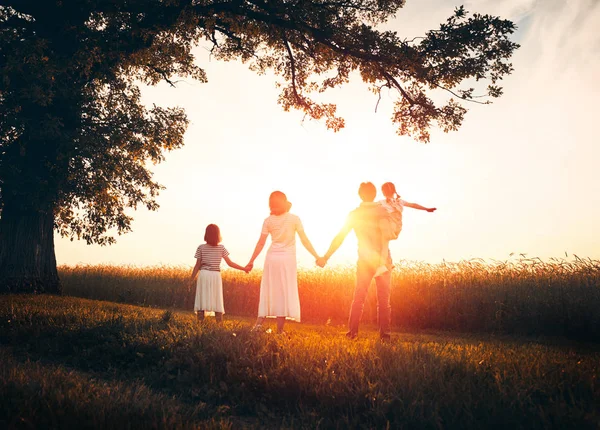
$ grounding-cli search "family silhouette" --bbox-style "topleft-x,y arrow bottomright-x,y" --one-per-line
190,182 -> 436,339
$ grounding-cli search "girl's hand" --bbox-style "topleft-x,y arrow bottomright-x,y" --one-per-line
244,262 -> 254,272
427,207 -> 437,212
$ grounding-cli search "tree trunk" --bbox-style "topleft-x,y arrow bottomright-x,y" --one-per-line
0,203 -> 61,294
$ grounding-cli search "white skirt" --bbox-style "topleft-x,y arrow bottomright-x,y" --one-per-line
194,270 -> 224,315
258,251 -> 300,321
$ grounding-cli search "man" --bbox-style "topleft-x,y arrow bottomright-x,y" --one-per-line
316,182 -> 392,341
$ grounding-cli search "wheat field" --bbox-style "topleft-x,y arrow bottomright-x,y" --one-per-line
59,256 -> 600,340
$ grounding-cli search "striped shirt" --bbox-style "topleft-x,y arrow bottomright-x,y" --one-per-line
261,213 -> 304,254
194,244 -> 229,271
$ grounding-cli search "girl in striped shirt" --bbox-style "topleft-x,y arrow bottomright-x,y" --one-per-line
190,224 -> 248,323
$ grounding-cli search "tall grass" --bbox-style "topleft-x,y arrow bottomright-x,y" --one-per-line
59,256 -> 600,339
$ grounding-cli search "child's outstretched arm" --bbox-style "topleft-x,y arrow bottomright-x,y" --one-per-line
246,233 -> 268,271
223,255 -> 250,273
403,201 -> 436,212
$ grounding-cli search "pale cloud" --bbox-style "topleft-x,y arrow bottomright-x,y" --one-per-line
464,0 -> 537,21
523,0 -> 600,76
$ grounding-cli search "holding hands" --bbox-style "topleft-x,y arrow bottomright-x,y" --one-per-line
315,256 -> 328,268
426,207 -> 437,213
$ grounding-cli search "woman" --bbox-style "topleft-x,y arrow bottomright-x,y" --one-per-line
245,191 -> 320,333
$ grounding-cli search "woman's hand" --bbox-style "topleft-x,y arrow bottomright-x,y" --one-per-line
427,207 -> 437,212
244,262 -> 254,272
316,256 -> 328,268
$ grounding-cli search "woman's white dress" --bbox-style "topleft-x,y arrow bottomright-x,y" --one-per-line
258,213 -> 303,321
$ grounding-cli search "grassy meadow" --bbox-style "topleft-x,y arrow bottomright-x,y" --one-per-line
59,257 -> 600,340
1,295 -> 598,429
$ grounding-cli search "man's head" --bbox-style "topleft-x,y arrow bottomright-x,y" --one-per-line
358,182 -> 377,202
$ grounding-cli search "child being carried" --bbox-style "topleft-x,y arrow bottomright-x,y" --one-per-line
375,182 -> 437,277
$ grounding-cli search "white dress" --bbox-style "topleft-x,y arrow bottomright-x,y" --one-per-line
258,213 -> 303,321
193,244 -> 228,315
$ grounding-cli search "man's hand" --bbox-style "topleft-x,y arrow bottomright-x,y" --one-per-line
316,257 -> 328,268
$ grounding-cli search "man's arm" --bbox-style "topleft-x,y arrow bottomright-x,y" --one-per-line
317,223 -> 352,267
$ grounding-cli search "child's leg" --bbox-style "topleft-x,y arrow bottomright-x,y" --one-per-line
375,240 -> 390,277
196,311 -> 205,322
215,312 -> 223,324
276,317 -> 286,334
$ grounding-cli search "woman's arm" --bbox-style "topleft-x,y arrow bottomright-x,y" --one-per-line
223,255 -> 250,273
297,230 -> 320,260
403,201 -> 436,212
245,233 -> 268,271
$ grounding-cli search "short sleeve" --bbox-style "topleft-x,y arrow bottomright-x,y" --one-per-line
221,246 -> 230,258
295,215 -> 304,232
194,245 -> 202,259
261,218 -> 270,235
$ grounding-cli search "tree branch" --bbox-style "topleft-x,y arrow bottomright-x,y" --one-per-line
281,30 -> 306,108
379,68 -> 415,105
430,82 -> 490,105
374,83 -> 388,113
149,65 -> 176,87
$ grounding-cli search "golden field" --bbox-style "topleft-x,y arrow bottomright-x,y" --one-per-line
58,256 -> 600,339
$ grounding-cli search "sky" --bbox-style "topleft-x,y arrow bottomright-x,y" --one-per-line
55,0 -> 600,269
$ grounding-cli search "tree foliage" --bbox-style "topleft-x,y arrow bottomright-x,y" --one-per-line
0,0 -> 518,247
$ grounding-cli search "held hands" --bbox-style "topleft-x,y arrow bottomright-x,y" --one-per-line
244,262 -> 254,273
316,256 -> 328,268
427,207 -> 437,213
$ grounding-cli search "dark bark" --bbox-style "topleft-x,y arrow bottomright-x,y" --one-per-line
0,203 -> 61,294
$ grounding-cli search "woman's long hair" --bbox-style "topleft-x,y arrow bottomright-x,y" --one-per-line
269,191 -> 292,215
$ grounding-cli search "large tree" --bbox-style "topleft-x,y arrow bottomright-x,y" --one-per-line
0,0 -> 518,293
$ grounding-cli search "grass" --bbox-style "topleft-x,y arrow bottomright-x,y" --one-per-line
59,256 -> 600,340
1,295 -> 598,429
